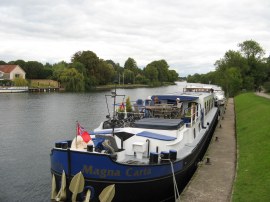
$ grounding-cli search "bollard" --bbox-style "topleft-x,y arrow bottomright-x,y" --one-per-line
206,157 -> 211,165
215,136 -> 219,141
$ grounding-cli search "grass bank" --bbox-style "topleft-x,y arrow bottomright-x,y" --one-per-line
233,93 -> 270,201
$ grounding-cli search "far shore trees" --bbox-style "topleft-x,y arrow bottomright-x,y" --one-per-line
1,51 -> 179,91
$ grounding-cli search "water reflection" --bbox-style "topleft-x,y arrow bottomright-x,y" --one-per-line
0,82 -> 187,201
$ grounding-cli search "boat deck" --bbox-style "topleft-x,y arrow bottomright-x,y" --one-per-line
134,118 -> 184,130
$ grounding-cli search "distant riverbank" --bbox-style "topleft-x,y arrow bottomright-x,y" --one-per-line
94,82 -> 176,90
26,79 -> 177,91
95,84 -> 148,90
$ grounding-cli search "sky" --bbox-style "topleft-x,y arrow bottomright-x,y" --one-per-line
0,0 -> 269,76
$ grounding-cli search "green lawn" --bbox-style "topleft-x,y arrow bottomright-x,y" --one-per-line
233,93 -> 270,201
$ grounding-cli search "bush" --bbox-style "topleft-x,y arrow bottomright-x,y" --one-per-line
12,78 -> 28,86
126,97 -> 133,112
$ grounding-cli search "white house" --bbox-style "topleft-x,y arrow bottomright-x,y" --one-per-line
0,65 -> 26,80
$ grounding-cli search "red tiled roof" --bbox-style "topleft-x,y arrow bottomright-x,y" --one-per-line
0,65 -> 18,73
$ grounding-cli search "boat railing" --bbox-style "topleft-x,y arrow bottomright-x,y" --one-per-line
116,111 -> 144,119
183,106 -> 197,128
115,102 -> 201,127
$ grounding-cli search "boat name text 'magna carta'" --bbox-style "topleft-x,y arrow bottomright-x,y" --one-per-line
82,165 -> 152,178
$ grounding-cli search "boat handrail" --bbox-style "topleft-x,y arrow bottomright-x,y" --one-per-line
183,106 -> 198,127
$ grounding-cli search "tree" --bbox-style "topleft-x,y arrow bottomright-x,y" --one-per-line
265,55 -> 270,87
106,60 -> 123,74
238,40 -> 265,60
72,51 -> 100,76
71,51 -> 118,87
144,65 -> 158,82
238,40 -> 267,88
40,68 -> 53,79
96,61 -> 115,85
215,50 -> 249,76
51,61 -> 68,81
135,74 -> 148,84
168,70 -> 179,82
251,61 -> 268,88
214,44 -> 266,92
187,73 -> 202,83
123,69 -> 135,84
242,76 -> 254,91
225,67 -> 243,96
70,62 -> 87,76
147,60 -> 169,82
44,62 -> 52,69
59,68 -> 84,92
263,81 -> 270,93
12,77 -> 28,86
126,96 -> 132,112
124,58 -> 138,73
24,61 -> 44,79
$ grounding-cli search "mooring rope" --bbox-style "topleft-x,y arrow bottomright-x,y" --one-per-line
170,160 -> 180,201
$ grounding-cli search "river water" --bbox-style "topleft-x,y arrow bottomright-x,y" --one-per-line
0,82 -> 192,202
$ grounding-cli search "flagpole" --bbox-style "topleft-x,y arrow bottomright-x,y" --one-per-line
112,82 -> 117,136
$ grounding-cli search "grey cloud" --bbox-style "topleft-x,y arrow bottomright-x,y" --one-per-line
0,0 -> 270,76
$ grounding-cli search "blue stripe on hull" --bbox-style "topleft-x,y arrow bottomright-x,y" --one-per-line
51,149 -> 184,181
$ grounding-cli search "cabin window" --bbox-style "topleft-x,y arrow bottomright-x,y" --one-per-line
15,74 -> 20,78
193,128 -> 196,139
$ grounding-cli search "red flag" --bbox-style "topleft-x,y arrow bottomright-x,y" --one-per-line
119,102 -> 125,111
77,122 -> 91,143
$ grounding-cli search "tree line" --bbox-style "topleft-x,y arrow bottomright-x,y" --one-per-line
0,52 -> 179,91
187,40 -> 270,96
